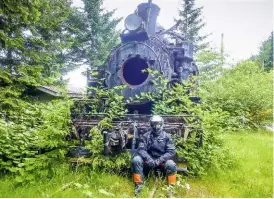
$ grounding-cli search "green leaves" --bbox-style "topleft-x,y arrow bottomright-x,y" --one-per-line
129,70 -> 230,176
87,124 -> 131,172
176,0 -> 209,52
0,99 -> 72,182
84,83 -> 127,120
0,0 -> 73,88
250,32 -> 273,72
201,60 -> 273,128
64,0 -> 121,69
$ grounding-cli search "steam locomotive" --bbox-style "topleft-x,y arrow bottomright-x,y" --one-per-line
88,1 -> 198,111
71,1 -> 200,170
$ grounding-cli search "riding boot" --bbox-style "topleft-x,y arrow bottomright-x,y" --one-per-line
167,174 -> 176,198
132,156 -> 144,196
133,173 -> 142,196
134,183 -> 143,196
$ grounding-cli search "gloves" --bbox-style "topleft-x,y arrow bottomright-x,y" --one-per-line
154,158 -> 162,167
146,158 -> 156,168
146,158 -> 163,168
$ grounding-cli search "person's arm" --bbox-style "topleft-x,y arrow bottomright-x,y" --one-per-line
137,134 -> 153,161
157,134 -> 176,164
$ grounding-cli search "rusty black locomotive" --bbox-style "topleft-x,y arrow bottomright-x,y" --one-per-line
71,1 -> 200,170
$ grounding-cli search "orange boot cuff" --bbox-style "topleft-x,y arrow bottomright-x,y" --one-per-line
168,174 -> 176,185
133,173 -> 142,183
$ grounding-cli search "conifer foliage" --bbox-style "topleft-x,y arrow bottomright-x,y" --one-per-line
0,0 -> 122,181
0,0 -> 74,113
176,0 -> 209,52
0,0 -> 72,86
250,32 -> 273,72
0,1 -> 75,179
65,0 -> 121,68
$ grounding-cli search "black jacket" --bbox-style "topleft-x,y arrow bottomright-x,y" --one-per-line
137,130 -> 175,163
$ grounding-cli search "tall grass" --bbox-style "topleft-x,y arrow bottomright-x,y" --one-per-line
0,129 -> 272,198
0,166 -> 134,198
180,129 -> 273,198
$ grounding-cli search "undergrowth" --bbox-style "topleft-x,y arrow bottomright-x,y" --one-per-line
182,129 -> 273,198
1,65 -> 271,184
0,98 -> 73,182
0,129 -> 272,198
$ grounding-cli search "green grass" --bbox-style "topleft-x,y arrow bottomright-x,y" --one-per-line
181,129 -> 273,198
0,167 -> 133,198
0,129 -> 273,198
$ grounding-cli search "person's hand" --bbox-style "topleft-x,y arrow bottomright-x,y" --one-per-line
146,158 -> 155,168
154,158 -> 162,167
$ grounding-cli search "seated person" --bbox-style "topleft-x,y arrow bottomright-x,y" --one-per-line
132,115 -> 176,196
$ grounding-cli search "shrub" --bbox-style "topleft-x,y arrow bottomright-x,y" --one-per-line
82,70 -> 231,176
200,60 -> 273,129
0,99 -> 72,182
77,84 -> 131,173
132,70 -> 231,176
0,70 -> 233,180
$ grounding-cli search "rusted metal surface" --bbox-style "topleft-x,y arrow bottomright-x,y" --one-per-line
73,1 -> 202,158
87,1 -> 199,105
71,113 -> 200,156
72,114 -> 195,133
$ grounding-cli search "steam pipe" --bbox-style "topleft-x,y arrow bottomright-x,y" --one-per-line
157,20 -> 182,36
147,0 -> 153,32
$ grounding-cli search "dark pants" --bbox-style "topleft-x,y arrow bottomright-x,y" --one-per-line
132,155 -> 176,184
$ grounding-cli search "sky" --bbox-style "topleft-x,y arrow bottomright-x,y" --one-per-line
67,0 -> 273,89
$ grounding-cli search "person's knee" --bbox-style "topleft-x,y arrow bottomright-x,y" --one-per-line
132,155 -> 143,166
165,160 -> 176,174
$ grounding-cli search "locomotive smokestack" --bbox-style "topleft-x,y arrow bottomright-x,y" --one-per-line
137,2 -> 160,36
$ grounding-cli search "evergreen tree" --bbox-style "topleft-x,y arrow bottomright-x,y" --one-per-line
250,32 -> 273,71
175,0 -> 209,52
0,0 -> 74,85
64,0 -> 121,69
258,32 -> 273,71
0,0 -> 73,111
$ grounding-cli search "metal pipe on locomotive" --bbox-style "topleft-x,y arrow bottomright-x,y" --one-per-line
71,1 -> 201,171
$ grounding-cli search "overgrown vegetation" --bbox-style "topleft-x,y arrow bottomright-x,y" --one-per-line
71,69 -> 231,177
0,129 -> 272,198
1,58 -> 272,182
0,0 -> 272,197
200,60 -> 273,130
0,0 -> 73,183
131,69 -> 231,176
0,99 -> 72,182
0,0 -> 123,183
72,83 -> 131,172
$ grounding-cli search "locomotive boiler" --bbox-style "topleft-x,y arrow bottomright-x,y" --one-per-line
71,1 -> 201,171
87,1 -> 198,113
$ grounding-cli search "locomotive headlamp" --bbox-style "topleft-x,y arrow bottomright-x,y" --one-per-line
124,14 -> 142,31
